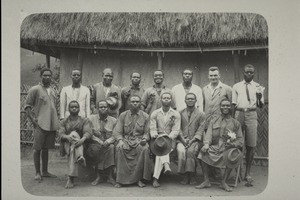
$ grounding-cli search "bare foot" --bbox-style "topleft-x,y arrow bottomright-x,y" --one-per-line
153,179 -> 160,188
107,177 -> 116,186
91,177 -> 103,186
41,172 -> 57,178
195,180 -> 211,189
137,181 -> 146,188
180,176 -> 189,185
114,183 -> 122,188
65,178 -> 74,189
77,156 -> 86,167
164,163 -> 171,175
34,173 -> 42,182
220,182 -> 233,192
189,177 -> 197,185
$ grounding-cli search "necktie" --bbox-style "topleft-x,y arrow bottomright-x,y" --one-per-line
246,83 -> 250,102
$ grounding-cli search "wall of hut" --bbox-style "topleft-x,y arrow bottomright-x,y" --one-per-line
59,48 -> 268,101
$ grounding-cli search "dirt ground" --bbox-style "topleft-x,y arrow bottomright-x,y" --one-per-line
20,145 -> 268,197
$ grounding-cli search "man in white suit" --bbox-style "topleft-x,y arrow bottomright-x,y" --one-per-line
60,69 -> 91,120
172,69 -> 203,112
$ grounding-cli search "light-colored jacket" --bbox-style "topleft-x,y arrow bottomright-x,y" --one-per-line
60,85 -> 91,119
150,107 -> 181,139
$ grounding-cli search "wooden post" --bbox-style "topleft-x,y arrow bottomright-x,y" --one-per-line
46,54 -> 50,68
157,52 -> 163,70
77,49 -> 84,72
233,51 -> 240,82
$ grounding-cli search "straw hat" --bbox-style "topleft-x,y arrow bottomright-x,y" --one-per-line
224,148 -> 243,168
150,134 -> 172,156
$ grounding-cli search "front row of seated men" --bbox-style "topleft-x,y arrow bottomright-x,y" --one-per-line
59,92 -> 244,192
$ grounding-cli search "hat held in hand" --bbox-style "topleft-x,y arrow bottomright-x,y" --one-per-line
106,96 -> 119,110
150,134 -> 172,156
224,148 -> 243,168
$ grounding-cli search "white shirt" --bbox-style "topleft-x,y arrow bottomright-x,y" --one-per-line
232,80 -> 264,108
172,83 -> 203,112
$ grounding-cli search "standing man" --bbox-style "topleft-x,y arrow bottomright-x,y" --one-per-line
25,68 -> 60,181
196,99 -> 244,192
120,72 -> 145,112
232,64 -> 264,185
113,95 -> 152,188
141,70 -> 176,115
202,66 -> 232,129
176,93 -> 206,185
87,100 -> 117,186
150,92 -> 181,188
59,100 -> 93,189
172,68 -> 203,112
60,69 -> 91,120
91,68 -> 122,118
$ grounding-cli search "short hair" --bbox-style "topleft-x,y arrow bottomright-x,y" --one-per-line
130,72 -> 141,78
69,100 -> 79,108
209,66 -> 220,72
153,70 -> 164,76
161,92 -> 172,99
220,98 -> 231,106
98,100 -> 108,107
40,68 -> 52,76
71,69 -> 81,74
129,95 -> 141,101
182,68 -> 193,75
244,64 -> 255,71
102,68 -> 113,75
185,92 -> 197,100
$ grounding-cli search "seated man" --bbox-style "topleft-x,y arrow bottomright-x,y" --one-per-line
86,100 -> 117,186
177,93 -> 205,185
150,92 -> 181,188
196,99 -> 244,192
59,100 -> 93,189
113,95 -> 152,188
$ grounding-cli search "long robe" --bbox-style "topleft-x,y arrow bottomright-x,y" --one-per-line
113,110 -> 152,184
198,115 -> 244,168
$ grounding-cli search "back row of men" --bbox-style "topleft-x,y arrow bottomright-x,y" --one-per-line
25,65 -> 264,192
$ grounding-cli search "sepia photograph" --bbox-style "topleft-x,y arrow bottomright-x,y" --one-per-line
20,12 -> 268,196
2,0 -> 300,199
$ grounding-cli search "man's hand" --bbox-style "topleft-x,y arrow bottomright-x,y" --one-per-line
151,134 -> 158,139
140,138 -> 147,146
149,93 -> 156,103
103,141 -> 109,148
31,117 -> 39,128
256,92 -> 262,100
116,140 -> 124,150
74,137 -> 86,147
225,142 -> 235,149
201,144 -> 209,153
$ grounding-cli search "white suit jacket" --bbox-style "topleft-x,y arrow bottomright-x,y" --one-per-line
172,83 -> 203,112
60,85 -> 91,119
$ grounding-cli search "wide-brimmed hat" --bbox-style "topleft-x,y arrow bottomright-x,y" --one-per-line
224,148 -> 243,168
106,96 -> 119,110
150,134 -> 172,156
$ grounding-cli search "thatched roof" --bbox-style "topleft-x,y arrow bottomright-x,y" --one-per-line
21,13 -> 268,48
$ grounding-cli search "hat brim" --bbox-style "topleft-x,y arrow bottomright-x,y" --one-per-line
224,148 -> 243,168
150,135 -> 172,156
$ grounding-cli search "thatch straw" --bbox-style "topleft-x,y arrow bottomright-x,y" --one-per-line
21,13 -> 268,48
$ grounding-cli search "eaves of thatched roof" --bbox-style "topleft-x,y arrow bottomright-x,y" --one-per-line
21,13 -> 268,51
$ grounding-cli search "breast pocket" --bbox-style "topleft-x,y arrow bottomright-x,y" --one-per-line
212,124 -> 220,139
39,95 -> 47,105
134,121 -> 145,135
